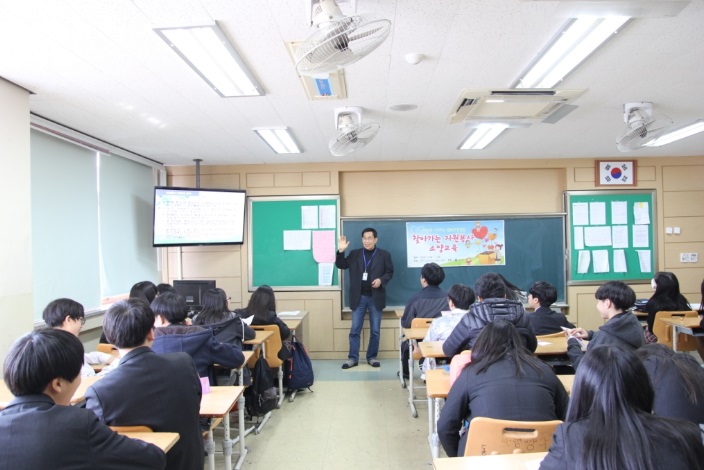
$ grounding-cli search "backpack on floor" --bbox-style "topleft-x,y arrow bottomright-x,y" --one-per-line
244,355 -> 277,417
283,335 -> 314,392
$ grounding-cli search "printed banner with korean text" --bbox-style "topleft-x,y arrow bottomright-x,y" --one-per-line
406,220 -> 505,268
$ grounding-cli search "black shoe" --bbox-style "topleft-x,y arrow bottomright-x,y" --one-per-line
341,360 -> 358,369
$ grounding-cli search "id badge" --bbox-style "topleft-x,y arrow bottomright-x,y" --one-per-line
362,272 -> 368,281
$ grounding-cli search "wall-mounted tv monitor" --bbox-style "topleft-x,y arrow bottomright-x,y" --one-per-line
153,186 -> 246,247
173,279 -> 216,311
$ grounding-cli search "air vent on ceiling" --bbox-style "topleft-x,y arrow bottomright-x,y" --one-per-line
285,41 -> 348,100
448,88 -> 586,124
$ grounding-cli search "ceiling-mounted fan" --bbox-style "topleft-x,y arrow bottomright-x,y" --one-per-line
329,106 -> 380,156
616,102 -> 673,152
295,0 -> 391,76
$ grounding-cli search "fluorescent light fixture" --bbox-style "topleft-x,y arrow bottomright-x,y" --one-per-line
514,16 -> 630,88
254,128 -> 302,154
459,124 -> 508,150
155,24 -> 263,97
644,119 -> 704,147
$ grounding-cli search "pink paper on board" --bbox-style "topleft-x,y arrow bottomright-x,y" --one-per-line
312,230 -> 336,263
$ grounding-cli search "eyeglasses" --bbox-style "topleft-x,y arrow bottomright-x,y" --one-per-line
78,317 -> 86,326
362,237 -> 376,241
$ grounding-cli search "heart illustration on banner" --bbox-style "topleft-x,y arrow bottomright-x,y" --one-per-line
472,225 -> 488,239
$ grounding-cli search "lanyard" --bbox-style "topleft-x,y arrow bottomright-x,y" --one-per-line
362,249 -> 377,273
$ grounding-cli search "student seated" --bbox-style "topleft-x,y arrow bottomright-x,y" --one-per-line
421,284 -> 474,374
235,285 -> 291,361
635,343 -> 704,424
540,345 -> 704,470
437,321 -> 569,457
400,262 -> 448,328
156,283 -> 176,296
565,281 -> 644,370
644,271 -> 691,342
42,298 -> 116,376
442,272 -> 537,358
192,287 -> 255,347
1,329 -> 166,470
526,281 -> 575,335
85,299 -> 203,470
100,280 -> 158,344
151,292 -> 244,380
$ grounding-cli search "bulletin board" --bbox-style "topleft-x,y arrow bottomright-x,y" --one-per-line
248,196 -> 340,291
565,190 -> 656,284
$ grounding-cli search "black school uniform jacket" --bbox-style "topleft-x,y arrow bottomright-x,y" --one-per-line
528,307 -> 575,335
335,247 -> 394,311
400,285 -> 448,328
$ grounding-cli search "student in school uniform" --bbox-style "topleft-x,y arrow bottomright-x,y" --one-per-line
635,344 -> 704,424
85,299 -> 203,470
421,284 -> 474,374
438,321 -> 569,457
42,298 -> 116,376
1,328 -> 166,470
644,271 -> 691,343
151,292 -> 244,380
235,285 -> 291,361
442,272 -> 537,358
193,287 -> 255,348
565,281 -> 645,370
100,280 -> 158,344
526,281 -> 575,335
540,345 -> 704,470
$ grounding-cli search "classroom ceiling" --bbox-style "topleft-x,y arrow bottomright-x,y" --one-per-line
1,0 -> 703,167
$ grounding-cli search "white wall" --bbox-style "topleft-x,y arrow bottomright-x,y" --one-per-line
0,78 -> 33,362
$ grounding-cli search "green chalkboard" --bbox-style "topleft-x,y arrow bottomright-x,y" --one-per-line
565,190 -> 656,284
340,215 -> 566,309
248,196 -> 340,290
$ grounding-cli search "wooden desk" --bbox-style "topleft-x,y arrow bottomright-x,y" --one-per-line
0,375 -> 102,410
283,319 -> 301,331
659,317 -> 704,352
433,451 -> 547,469
424,369 -> 573,460
402,327 -> 431,418
119,431 -> 180,453
200,386 -> 246,470
244,329 -> 274,358
535,336 -> 568,355
279,310 -> 309,345
419,341 -> 446,358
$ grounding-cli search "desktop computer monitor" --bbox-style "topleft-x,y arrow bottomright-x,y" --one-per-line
173,280 -> 216,312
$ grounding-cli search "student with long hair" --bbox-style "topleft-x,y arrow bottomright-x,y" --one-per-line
644,271 -> 690,342
235,285 -> 291,361
437,320 -> 568,457
635,343 -> 704,423
540,345 -> 704,470
193,288 -> 255,346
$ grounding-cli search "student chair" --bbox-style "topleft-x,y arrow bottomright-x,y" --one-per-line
248,324 -> 284,434
464,417 -> 562,456
97,343 -> 117,354
652,310 -> 700,351
411,317 -> 434,360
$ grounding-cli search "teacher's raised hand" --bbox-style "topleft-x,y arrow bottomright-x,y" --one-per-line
338,235 -> 349,252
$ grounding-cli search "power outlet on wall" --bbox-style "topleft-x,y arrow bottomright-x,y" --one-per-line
690,253 -> 699,263
680,253 -> 689,263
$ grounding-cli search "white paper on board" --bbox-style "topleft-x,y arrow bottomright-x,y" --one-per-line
611,201 -> 627,225
572,203 -> 589,226
612,225 -> 629,249
578,251 -> 591,273
613,250 -> 627,272
593,250 -> 610,273
637,250 -> 652,272
319,205 -> 336,229
634,202 -> 650,225
283,230 -> 311,250
584,226 -> 612,247
589,202 -> 606,225
318,262 -> 334,286
573,227 -> 584,250
632,225 -> 649,248
301,206 -> 319,229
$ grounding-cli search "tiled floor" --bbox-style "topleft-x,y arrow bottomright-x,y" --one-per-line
205,359 -> 436,469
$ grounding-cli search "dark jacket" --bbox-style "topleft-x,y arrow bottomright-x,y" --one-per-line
540,419 -> 704,470
442,298 -> 537,357
642,355 -> 704,424
0,393 -> 166,470
199,312 -> 256,348
236,308 -> 292,360
85,347 -> 202,470
567,311 -> 645,369
152,324 -> 244,378
336,247 -> 394,310
528,307 -> 575,335
644,294 -> 690,333
438,358 -> 569,457
401,285 -> 448,328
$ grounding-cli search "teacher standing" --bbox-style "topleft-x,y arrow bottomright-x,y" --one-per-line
336,227 -> 394,369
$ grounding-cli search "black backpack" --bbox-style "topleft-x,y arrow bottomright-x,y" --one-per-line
244,355 -> 277,417
284,335 -> 314,391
